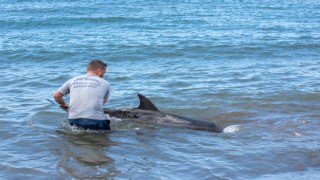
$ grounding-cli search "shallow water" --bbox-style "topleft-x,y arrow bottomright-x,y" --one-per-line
1,0 -> 320,179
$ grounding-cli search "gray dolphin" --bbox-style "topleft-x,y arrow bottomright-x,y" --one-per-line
104,94 -> 222,133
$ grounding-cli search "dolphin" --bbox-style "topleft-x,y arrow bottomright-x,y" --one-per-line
103,94 -> 222,133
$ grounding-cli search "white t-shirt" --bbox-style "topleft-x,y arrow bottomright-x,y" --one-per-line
58,74 -> 110,120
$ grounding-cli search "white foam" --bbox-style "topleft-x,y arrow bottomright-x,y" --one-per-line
107,114 -> 122,122
294,132 -> 302,136
106,114 -> 129,131
60,120 -> 108,134
223,125 -> 241,133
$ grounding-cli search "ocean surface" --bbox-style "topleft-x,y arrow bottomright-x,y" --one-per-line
1,0 -> 320,179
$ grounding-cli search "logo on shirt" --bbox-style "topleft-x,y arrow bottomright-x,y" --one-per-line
72,77 -> 101,89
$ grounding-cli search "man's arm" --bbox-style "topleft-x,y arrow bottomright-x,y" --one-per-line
53,91 -> 69,110
103,95 -> 108,104
103,87 -> 110,105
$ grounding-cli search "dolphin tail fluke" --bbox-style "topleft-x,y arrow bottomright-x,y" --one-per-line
137,94 -> 160,111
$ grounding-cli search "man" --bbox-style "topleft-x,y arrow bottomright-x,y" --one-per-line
54,60 -> 111,130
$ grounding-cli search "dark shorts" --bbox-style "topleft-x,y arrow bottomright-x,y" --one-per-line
69,118 -> 110,130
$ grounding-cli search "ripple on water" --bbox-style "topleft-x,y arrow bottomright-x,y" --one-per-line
0,107 -> 13,116
29,111 -> 67,132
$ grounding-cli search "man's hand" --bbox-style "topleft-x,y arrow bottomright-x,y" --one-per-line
60,104 -> 69,111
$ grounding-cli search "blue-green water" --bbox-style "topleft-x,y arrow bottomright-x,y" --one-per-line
1,0 -> 320,179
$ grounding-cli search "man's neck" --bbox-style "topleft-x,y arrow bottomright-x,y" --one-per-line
87,70 -> 102,78
87,71 -> 97,76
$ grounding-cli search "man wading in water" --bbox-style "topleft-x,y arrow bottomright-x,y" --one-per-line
53,60 -> 111,130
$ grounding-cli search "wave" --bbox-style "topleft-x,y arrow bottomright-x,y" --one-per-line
0,16 -> 144,29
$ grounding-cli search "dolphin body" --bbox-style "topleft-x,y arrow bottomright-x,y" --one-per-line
103,94 -> 222,133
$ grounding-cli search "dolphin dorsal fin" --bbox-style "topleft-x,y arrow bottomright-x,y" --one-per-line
137,94 -> 160,111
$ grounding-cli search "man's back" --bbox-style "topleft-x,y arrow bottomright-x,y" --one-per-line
58,74 -> 110,120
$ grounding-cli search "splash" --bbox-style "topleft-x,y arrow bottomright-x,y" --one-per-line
61,120 -> 108,134
222,125 -> 241,133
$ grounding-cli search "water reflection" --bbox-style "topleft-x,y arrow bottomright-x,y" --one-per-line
55,130 -> 120,179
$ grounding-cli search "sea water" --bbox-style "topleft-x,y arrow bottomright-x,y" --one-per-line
0,0 -> 320,179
